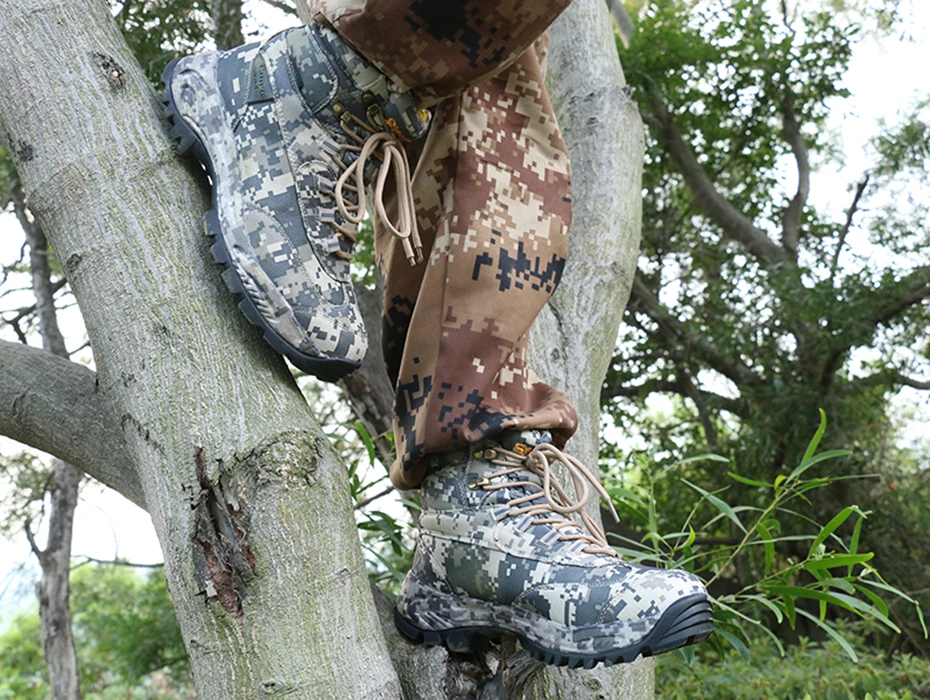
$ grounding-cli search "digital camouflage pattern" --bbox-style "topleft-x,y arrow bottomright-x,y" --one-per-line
162,24 -> 428,380
310,0 -> 573,105
372,34 -> 580,489
309,0 -> 582,488
394,430 -> 713,666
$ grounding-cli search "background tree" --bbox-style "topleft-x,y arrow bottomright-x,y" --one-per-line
604,0 -> 930,652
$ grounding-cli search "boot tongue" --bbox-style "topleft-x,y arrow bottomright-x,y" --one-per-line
495,429 -> 552,454
300,24 -> 431,142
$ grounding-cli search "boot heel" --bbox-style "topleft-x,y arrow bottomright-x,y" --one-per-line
393,608 -> 488,653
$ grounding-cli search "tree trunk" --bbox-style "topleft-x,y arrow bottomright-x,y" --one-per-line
0,2 -> 400,697
29,460 -> 83,700
21,199 -> 84,699
0,0 -> 653,696
522,0 -> 654,696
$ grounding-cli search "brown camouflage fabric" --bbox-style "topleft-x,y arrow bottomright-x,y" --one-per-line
309,0 -> 573,105
310,0 -> 578,489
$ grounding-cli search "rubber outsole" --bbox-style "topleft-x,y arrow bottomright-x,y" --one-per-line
394,593 -> 714,669
160,58 -> 361,384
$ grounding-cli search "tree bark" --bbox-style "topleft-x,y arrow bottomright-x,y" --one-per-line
339,283 -> 395,464
22,201 -> 83,699
522,0 -> 655,696
0,2 -> 400,697
0,340 -> 143,507
0,0 -> 655,696
27,460 -> 82,700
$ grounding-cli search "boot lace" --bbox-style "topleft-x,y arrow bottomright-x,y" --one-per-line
475,442 -> 621,557
323,110 -> 422,266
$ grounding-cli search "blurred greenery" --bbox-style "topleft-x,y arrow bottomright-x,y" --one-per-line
608,0 -> 930,657
0,565 -> 192,699
658,620 -> 930,699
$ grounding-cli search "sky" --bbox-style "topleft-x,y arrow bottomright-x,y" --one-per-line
2,1 -> 930,625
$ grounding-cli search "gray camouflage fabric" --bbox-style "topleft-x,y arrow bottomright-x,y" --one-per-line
164,24 -> 428,377
395,430 -> 710,660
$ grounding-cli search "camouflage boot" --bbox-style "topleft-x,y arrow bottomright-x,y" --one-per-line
394,430 -> 713,668
161,24 -> 429,381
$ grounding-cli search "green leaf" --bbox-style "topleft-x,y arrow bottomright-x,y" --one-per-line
808,507 -> 857,557
820,577 -> 856,595
799,408 -> 828,468
681,479 -> 746,533
716,628 -> 750,661
678,453 -> 730,466
728,472 -> 773,488
763,585 -> 845,608
607,486 -> 645,507
354,421 -> 377,465
802,553 -> 874,571
786,450 -> 852,484
742,594 -> 784,624
848,515 -> 864,576
851,583 -> 889,617
795,609 -> 858,663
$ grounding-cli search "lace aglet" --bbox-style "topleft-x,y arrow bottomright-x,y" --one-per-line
415,245 -> 424,264
609,502 -> 620,524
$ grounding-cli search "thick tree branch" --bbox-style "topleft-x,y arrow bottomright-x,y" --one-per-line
339,283 -> 395,465
0,340 -> 143,508
780,92 -> 809,260
857,370 -> 930,391
643,89 -> 788,267
605,0 -> 634,48
629,277 -> 766,388
871,266 -> 930,326
210,0 -> 244,51
601,377 -> 748,418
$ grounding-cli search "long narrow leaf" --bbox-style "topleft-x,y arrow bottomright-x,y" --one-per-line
681,479 -> 746,533
799,409 -> 828,468
848,516 -> 864,576
728,472 -> 773,488
716,628 -> 750,661
808,507 -> 856,557
803,553 -> 874,571
678,453 -> 730,466
796,609 -> 858,663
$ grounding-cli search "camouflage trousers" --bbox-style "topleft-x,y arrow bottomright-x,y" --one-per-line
310,0 -> 578,489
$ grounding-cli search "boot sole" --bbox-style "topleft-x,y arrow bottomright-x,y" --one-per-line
160,57 -> 361,383
394,592 -> 713,669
